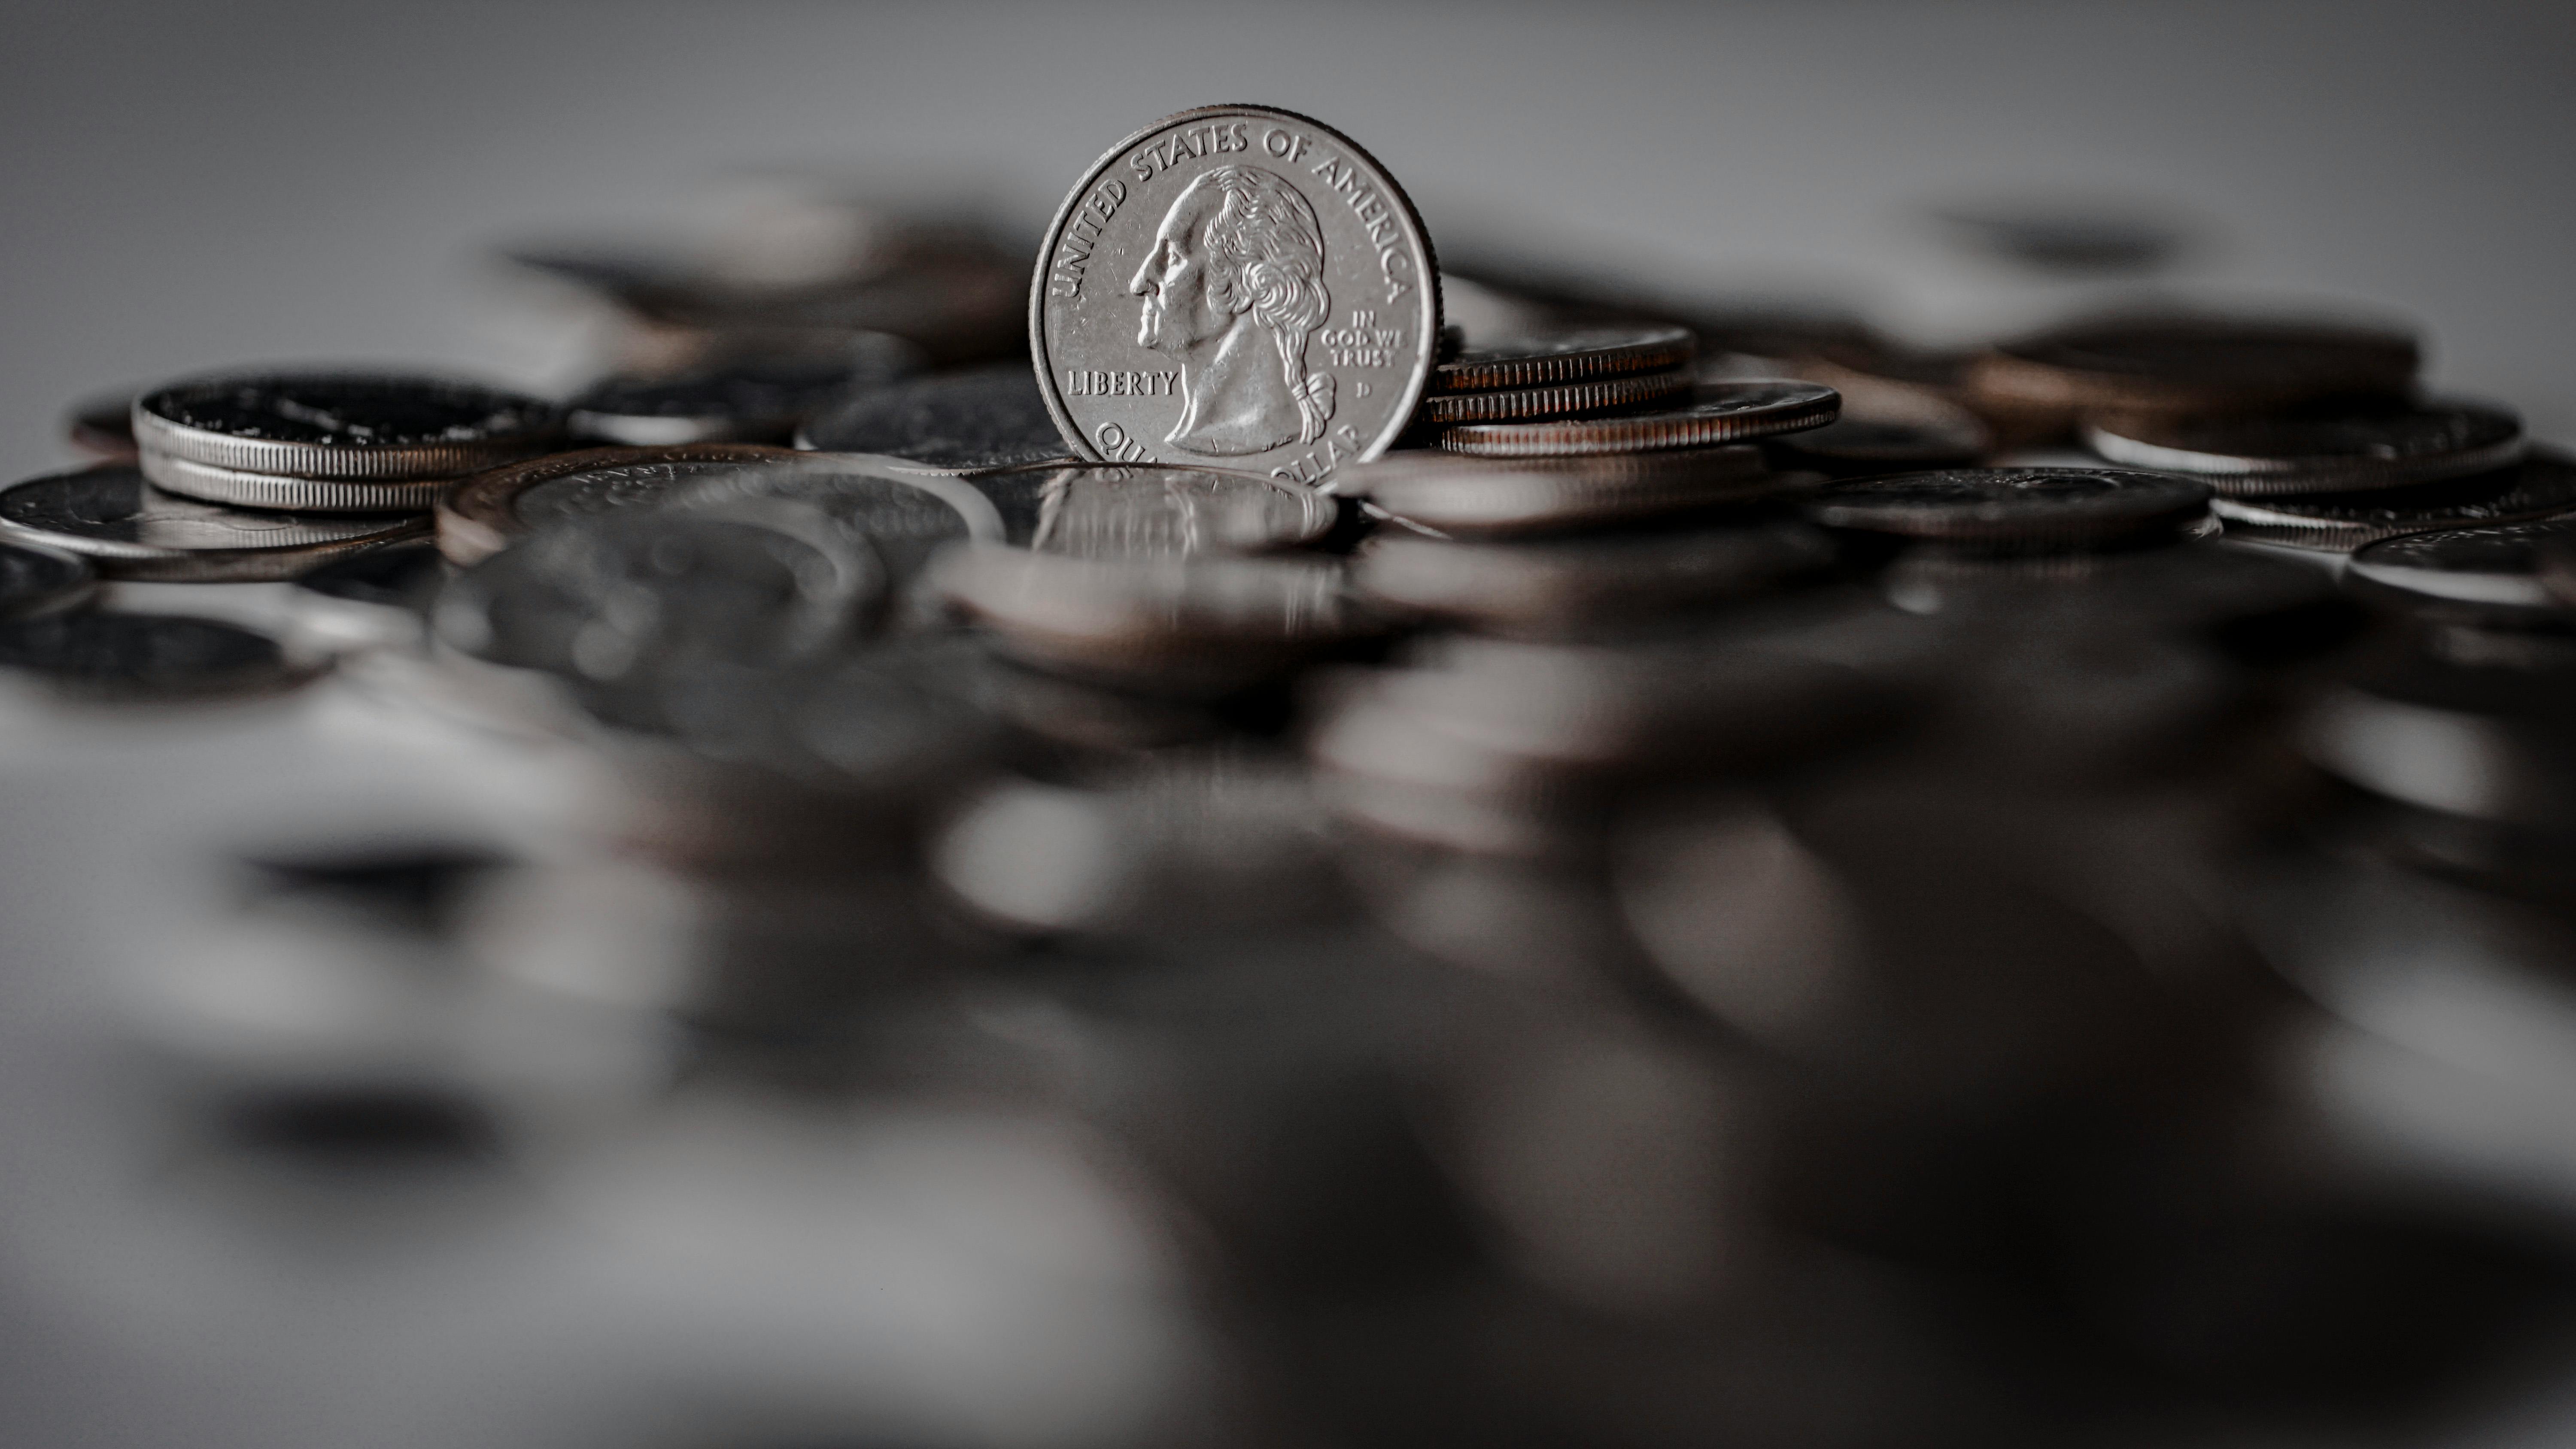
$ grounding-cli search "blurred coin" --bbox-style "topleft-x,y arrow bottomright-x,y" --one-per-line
970,462 -> 1333,555
1416,369 -> 1692,425
1431,323 -> 1695,395
0,464 -> 428,582
1438,382 -> 1838,458
2207,450 -> 2576,551
137,449 -> 457,514
1968,312 -> 2419,417
1031,105 -> 1440,491
619,252 -> 1028,368
65,388 -> 140,461
134,370 -> 561,480
2345,518 -> 2576,625
1803,467 -> 2211,551
0,538 -> 94,620
2088,399 -> 2524,496
2302,652 -> 2576,829
438,443 -> 820,564
1353,446 -> 1779,536
1760,396 -> 1990,478
1925,194 -> 2192,275
565,334 -> 922,445
796,365 -> 1074,473
294,543 -> 443,611
0,612 -> 304,699
1356,520 -> 1835,634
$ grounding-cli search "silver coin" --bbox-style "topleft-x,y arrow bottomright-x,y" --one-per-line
0,465 -> 429,582
138,448 -> 455,514
1030,106 -> 1440,491
968,462 -> 1334,557
2086,400 -> 2524,495
2345,518 -> 2576,620
794,365 -> 1074,473
134,370 -> 561,480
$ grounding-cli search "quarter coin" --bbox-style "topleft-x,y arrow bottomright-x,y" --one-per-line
1031,106 -> 1441,491
2207,451 -> 2576,552
1437,382 -> 1839,458
2086,400 -> 2524,495
795,366 -> 1075,473
1803,467 -> 2211,549
0,465 -> 428,582
134,370 -> 561,480
1431,323 -> 1695,394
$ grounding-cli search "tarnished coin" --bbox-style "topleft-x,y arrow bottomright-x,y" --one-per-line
2345,519 -> 2576,622
969,462 -> 1334,556
1416,369 -> 1692,424
1356,521 -> 1836,634
566,334 -> 922,445
437,443 -> 814,564
1437,383 -> 1839,458
66,389 -> 140,461
1031,106 -> 1440,491
1350,446 -> 1781,536
1803,467 -> 2211,549
795,366 -> 1075,473
1431,323 -> 1696,394
2207,451 -> 2576,552
0,539 -> 95,619
1968,312 -> 2420,416
134,370 -> 561,480
0,612 -> 304,699
2086,400 -> 2524,495
138,450 -> 456,514
0,465 -> 428,582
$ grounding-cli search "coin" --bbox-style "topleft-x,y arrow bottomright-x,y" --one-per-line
2345,518 -> 2576,621
1030,105 -> 1441,491
2206,451 -> 2576,552
1760,393 -> 1990,477
1351,446 -> 1781,536
0,538 -> 95,619
65,389 -> 140,461
1802,467 -> 2212,549
1430,323 -> 1696,394
0,612 -> 304,699
1969,312 -> 2420,416
1437,383 -> 1839,458
134,370 -> 562,479
295,543 -> 444,610
1415,369 -> 1692,425
437,443 -> 817,564
138,449 -> 456,513
2086,400 -> 2525,495
565,334 -> 922,446
0,465 -> 429,582
1355,521 -> 1837,634
969,462 -> 1334,557
795,366 -> 1075,473
2303,654 -> 2576,829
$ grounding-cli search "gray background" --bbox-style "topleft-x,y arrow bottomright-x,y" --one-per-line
3,0 -> 2571,474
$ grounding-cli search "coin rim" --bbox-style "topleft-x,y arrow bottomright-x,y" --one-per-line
1026,103 -> 1444,477
132,373 -> 562,480
140,449 -> 456,513
1430,324 -> 1696,395
1416,368 -> 1692,425
1436,383 -> 1841,458
434,442 -> 809,565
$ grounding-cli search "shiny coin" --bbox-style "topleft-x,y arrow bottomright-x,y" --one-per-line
1431,323 -> 1696,394
134,370 -> 561,480
1968,312 -> 2420,416
0,465 -> 428,582
1803,467 -> 2211,550
1416,369 -> 1692,424
0,539 -> 95,619
2345,518 -> 2576,621
1437,382 -> 1839,458
1351,446 -> 1778,536
1356,520 -> 1836,634
795,365 -> 1074,473
2207,451 -> 2576,552
0,612 -> 304,699
566,334 -> 922,446
2087,399 -> 2524,495
1031,105 -> 1440,491
137,449 -> 455,514
969,462 -> 1334,556
437,443 -> 815,564
66,388 -> 139,461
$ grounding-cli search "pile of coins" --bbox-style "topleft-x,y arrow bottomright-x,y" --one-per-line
7,103 -> 2576,1449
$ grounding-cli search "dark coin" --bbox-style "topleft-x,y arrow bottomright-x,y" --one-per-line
797,366 -> 1075,473
65,388 -> 139,461
1925,195 -> 2192,275
134,370 -> 561,479
2303,652 -> 2576,829
1803,467 -> 2212,549
1416,369 -> 1692,425
436,443 -> 817,564
1760,405 -> 1989,477
1356,521 -> 1837,633
0,465 -> 428,582
1437,383 -> 1839,458
1351,446 -> 1780,536
2345,518 -> 2576,623
565,334 -> 922,446
969,463 -> 1335,556
1969,312 -> 2420,416
0,539 -> 94,619
0,612 -> 300,699
294,543 -> 444,609
2208,451 -> 2576,552
2088,400 -> 2524,495
1431,324 -> 1696,395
